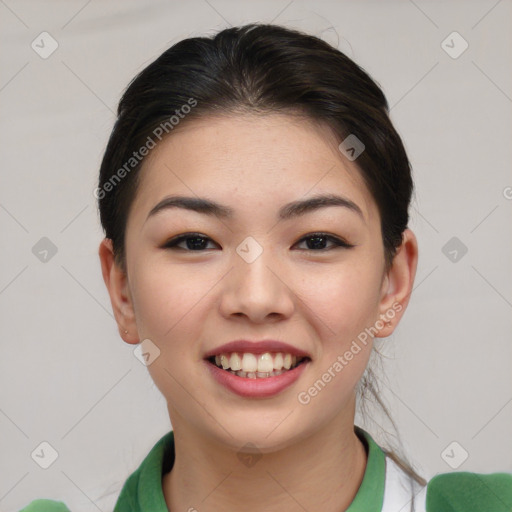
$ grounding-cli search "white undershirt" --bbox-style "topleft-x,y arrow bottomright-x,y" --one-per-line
381,456 -> 428,512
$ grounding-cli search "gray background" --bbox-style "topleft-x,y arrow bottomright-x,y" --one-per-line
1,0 -> 511,510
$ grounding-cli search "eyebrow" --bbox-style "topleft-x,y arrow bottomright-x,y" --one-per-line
145,193 -> 364,223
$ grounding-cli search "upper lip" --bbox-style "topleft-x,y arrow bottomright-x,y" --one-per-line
203,340 -> 312,359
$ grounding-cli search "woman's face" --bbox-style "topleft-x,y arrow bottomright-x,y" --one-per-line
104,113 -> 412,451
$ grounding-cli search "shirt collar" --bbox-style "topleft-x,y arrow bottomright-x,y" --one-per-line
348,425 -> 387,511
118,425 -> 386,511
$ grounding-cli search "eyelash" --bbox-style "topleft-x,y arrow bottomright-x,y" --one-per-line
162,232 -> 355,252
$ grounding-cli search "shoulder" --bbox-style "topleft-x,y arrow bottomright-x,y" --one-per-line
382,455 -> 512,512
425,471 -> 512,512
18,473 -> 142,512
18,499 -> 71,512
17,431 -> 174,512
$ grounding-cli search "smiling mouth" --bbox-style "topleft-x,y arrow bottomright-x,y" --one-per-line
206,352 -> 311,379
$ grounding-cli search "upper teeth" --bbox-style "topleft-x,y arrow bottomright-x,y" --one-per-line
214,352 -> 301,373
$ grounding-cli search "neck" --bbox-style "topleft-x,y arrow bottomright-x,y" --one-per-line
162,407 -> 368,512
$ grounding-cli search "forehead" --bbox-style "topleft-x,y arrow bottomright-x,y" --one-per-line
128,113 -> 378,227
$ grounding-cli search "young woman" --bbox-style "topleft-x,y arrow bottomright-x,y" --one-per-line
21,23 -> 511,512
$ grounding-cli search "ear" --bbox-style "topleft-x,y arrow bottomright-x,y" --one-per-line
98,238 -> 139,345
375,228 -> 418,338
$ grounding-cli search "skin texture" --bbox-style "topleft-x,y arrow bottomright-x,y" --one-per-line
99,113 -> 418,512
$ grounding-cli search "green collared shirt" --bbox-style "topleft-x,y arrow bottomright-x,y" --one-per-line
112,426 -> 387,511
19,426 -> 512,512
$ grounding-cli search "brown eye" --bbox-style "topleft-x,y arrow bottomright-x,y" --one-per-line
163,233 -> 219,251
162,232 -> 354,252
295,233 -> 354,251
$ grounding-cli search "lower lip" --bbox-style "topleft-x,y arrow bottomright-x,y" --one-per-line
204,359 -> 310,398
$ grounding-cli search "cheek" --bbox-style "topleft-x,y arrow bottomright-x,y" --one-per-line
296,265 -> 378,413
299,261 -> 382,340
129,262 -> 213,344
130,264 -> 212,406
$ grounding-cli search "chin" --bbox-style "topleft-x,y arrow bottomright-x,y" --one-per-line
207,418 -> 309,454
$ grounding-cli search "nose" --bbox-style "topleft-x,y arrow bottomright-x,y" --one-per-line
219,245 -> 295,324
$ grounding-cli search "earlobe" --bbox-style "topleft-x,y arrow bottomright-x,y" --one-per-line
98,238 -> 139,344
375,228 -> 418,338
